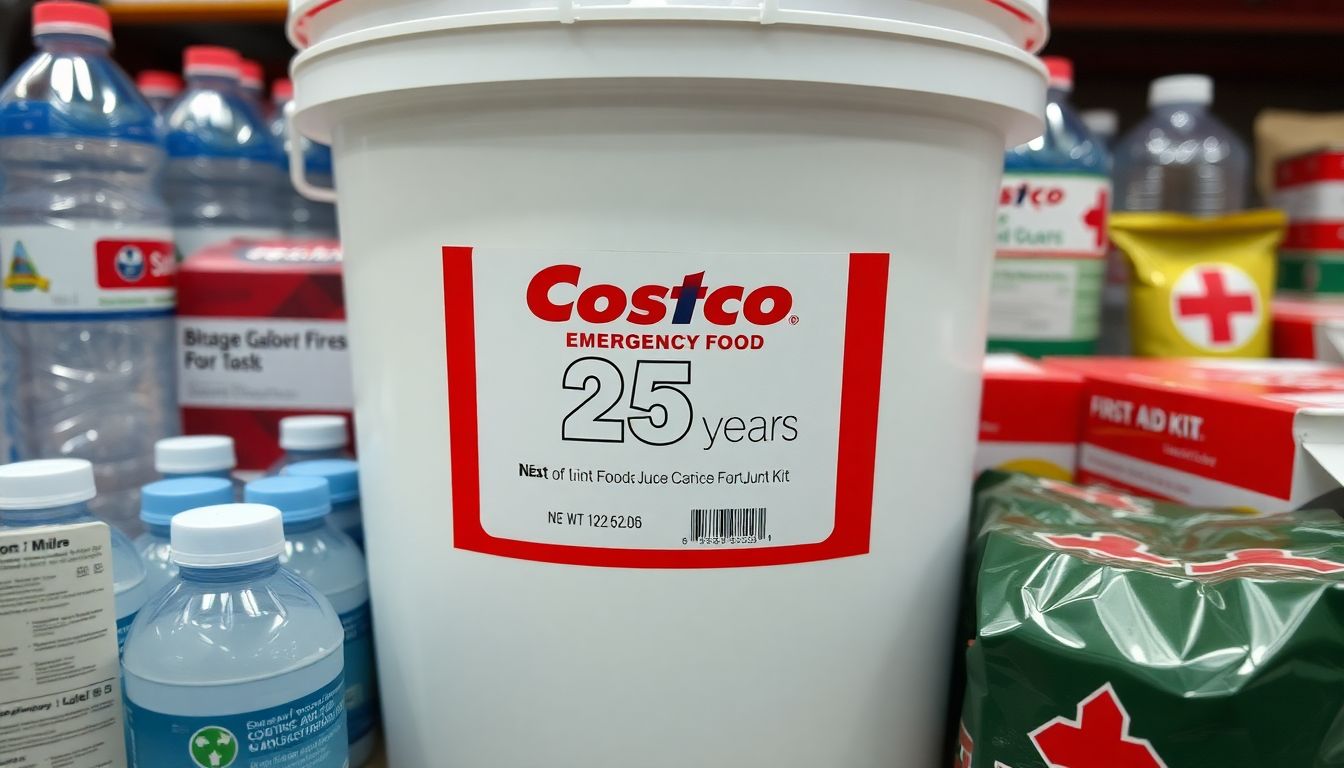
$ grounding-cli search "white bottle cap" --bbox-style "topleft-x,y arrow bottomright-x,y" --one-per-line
171,503 -> 286,568
1081,109 -> 1118,138
155,435 -> 237,475
279,415 -> 349,451
0,459 -> 97,510
1149,74 -> 1213,107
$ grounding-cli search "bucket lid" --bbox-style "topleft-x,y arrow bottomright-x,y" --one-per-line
288,0 -> 1049,148
290,0 -> 1047,52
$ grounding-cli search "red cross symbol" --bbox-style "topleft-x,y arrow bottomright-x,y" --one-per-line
955,722 -> 974,768
1174,268 -> 1258,345
1030,684 -> 1169,768
1083,188 -> 1109,249
1186,548 -> 1344,576
1037,532 -> 1178,568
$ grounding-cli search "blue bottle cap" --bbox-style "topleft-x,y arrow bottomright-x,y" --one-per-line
140,477 -> 234,527
282,459 -> 359,503
244,476 -> 331,523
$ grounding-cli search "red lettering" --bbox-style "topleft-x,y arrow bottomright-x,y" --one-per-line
526,264 -> 579,322
577,284 -> 626,323
627,285 -> 669,325
743,286 -> 792,325
704,286 -> 743,325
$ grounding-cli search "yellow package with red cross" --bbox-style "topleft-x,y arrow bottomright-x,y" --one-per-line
1110,210 -> 1286,358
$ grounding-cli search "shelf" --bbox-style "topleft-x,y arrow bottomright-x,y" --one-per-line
103,0 -> 287,24
1050,0 -> 1344,33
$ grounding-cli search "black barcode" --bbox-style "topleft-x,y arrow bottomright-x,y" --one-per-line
690,507 -> 767,542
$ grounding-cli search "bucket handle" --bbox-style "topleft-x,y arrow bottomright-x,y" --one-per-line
285,100 -> 338,204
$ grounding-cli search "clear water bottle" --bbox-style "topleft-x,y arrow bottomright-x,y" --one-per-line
155,434 -> 237,480
284,458 -> 364,548
245,476 -> 378,765
271,79 -> 339,238
1102,74 -> 1250,354
1081,109 -> 1118,161
271,415 -> 353,473
0,1 -> 179,534
0,458 -> 148,650
990,57 -> 1110,356
240,59 -> 266,112
135,70 -> 182,116
163,46 -> 285,260
134,475 -> 233,596
123,503 -> 348,768
1113,74 -> 1250,215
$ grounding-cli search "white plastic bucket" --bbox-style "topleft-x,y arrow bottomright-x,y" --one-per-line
288,3 -> 1046,765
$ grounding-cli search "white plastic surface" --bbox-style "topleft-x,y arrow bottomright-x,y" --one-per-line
171,503 -> 286,567
1149,74 -> 1214,107
0,459 -> 97,510
155,435 -> 237,474
287,1 -> 1045,764
285,100 -> 338,203
289,0 -> 1048,53
280,415 -> 349,450
1081,108 -> 1118,139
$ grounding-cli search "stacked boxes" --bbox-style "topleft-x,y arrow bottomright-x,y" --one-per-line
1275,148 -> 1344,294
1053,358 -> 1344,512
975,354 -> 1084,481
176,239 -> 352,470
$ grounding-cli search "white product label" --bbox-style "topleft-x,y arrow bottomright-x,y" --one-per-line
175,226 -> 286,261
0,225 -> 174,316
996,173 -> 1111,258
0,522 -> 127,768
444,247 -> 888,568
1274,182 -> 1344,221
177,317 -> 353,410
989,258 -> 1103,342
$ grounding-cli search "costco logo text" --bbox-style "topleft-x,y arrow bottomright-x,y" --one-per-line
527,265 -> 793,326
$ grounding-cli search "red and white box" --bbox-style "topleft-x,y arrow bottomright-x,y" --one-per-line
975,354 -> 1084,481
1052,357 -> 1344,512
176,239 -> 352,469
1275,148 -> 1344,235
1273,297 -> 1344,361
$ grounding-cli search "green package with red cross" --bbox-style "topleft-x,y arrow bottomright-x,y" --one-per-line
956,471 -> 1344,768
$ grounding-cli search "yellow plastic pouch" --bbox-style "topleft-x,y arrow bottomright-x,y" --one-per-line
1111,210 -> 1286,358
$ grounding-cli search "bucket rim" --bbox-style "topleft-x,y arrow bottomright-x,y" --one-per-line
288,0 -> 1048,54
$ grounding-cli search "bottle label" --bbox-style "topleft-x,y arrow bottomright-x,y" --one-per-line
0,225 -> 175,317
117,610 -> 137,654
442,246 -> 889,568
340,602 -> 378,744
991,173 -> 1111,343
126,673 -> 347,768
0,522 -> 127,768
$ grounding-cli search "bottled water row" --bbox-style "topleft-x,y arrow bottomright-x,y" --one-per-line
0,422 -> 375,767
0,2 -> 336,533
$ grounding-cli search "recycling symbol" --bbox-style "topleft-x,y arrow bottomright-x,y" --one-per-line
189,726 -> 239,768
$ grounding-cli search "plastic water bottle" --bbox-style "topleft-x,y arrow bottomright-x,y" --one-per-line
271,415 -> 352,473
1113,74 -> 1250,215
0,458 -> 147,650
240,59 -> 266,112
163,46 -> 285,260
123,503 -> 348,768
155,434 -> 237,480
135,69 -> 182,116
134,476 -> 233,596
270,79 -> 339,238
0,1 -> 179,534
1102,75 -> 1250,354
245,477 -> 377,765
1081,109 -> 1118,161
284,458 -> 364,548
989,57 -> 1110,356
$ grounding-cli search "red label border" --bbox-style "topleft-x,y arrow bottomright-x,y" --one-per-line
442,246 -> 887,568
